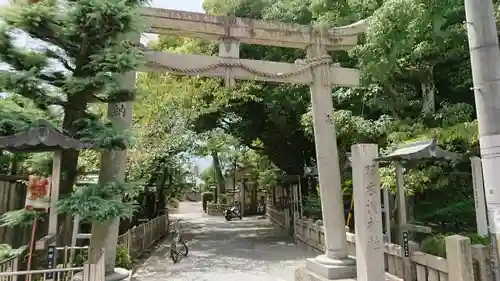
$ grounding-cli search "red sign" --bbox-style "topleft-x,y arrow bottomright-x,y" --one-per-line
25,175 -> 50,212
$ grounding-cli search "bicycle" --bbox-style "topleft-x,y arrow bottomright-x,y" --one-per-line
168,219 -> 188,263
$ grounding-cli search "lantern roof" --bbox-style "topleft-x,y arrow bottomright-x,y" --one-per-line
0,119 -> 90,152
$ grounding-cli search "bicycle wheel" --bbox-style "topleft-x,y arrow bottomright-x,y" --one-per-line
177,239 -> 189,256
170,243 -> 180,263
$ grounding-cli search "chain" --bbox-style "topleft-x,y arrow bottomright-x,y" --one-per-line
146,55 -> 333,79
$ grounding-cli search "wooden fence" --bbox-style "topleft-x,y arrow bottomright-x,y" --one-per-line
0,180 -> 31,248
0,214 -> 169,281
294,217 -> 489,281
0,250 -> 106,281
206,203 -> 230,216
266,206 -> 291,232
117,214 -> 168,259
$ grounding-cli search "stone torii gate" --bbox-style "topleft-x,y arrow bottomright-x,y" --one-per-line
103,7 -> 366,281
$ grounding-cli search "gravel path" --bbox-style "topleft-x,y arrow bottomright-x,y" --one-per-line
131,202 -> 315,281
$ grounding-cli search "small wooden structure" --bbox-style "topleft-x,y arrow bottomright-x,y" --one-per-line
0,120 -> 90,252
376,138 -> 462,234
376,137 -> 462,281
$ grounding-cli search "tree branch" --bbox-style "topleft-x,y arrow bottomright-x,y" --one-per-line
45,49 -> 75,72
0,71 -> 66,108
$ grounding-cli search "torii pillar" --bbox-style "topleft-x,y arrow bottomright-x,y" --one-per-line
296,44 -> 357,280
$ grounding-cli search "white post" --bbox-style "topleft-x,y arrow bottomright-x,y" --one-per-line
395,162 -> 407,227
292,182 -> 299,223
351,144 -> 385,281
395,162 -> 413,281
240,181 -> 245,217
464,0 -> 500,277
46,150 -> 62,281
383,188 -> 391,242
298,176 -> 303,218
471,156 -> 488,236
304,44 -> 356,280
48,151 -> 62,237
69,215 -> 80,266
446,235 -> 474,281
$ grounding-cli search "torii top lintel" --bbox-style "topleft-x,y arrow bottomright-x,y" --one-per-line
140,7 -> 367,50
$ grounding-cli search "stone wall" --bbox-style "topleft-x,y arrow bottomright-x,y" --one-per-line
294,217 -> 491,281
0,180 -> 30,247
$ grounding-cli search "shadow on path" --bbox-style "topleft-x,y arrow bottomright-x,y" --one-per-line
131,202 -> 315,281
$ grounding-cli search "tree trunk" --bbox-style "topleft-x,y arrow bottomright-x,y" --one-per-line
250,182 -> 257,213
57,104 -> 86,247
421,67 -> 436,115
9,154 -> 18,175
156,166 -> 169,217
211,151 -> 225,203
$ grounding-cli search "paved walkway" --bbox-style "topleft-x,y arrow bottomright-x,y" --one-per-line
131,202 -> 315,281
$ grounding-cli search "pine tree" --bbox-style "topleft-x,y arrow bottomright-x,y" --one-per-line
0,0 -> 147,271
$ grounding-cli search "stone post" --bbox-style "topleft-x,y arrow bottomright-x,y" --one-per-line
470,156 -> 488,236
89,34 -> 138,280
240,180 -> 246,217
296,44 -> 356,280
472,244 -> 494,281
351,144 -> 385,281
446,235 -> 474,281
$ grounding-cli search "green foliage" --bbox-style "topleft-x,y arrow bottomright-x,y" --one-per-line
127,71 -> 200,204
0,0 -> 146,122
421,234 -> 447,257
0,0 -> 151,255
71,245 -> 132,269
115,245 -> 133,269
303,195 -> 322,220
0,96 -> 52,137
0,209 -> 44,227
57,181 -> 139,222
0,244 -> 26,262
421,233 -> 490,257
468,233 -> 490,246
73,248 -> 89,267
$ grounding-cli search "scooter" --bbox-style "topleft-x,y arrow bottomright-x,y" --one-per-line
223,206 -> 242,221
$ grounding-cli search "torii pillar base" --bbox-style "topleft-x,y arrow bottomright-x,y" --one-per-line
295,258 -> 356,281
104,268 -> 131,281
72,268 -> 131,281
295,255 -> 356,281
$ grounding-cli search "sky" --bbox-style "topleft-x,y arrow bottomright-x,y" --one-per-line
0,0 -> 212,173
153,0 -> 204,12
0,0 -> 206,12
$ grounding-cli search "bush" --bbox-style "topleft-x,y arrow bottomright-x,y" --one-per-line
421,234 -> 447,257
0,244 -> 25,262
73,248 -> 89,267
420,232 -> 490,258
467,233 -> 490,245
303,195 -> 322,220
115,244 -> 133,269
72,244 -> 132,269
